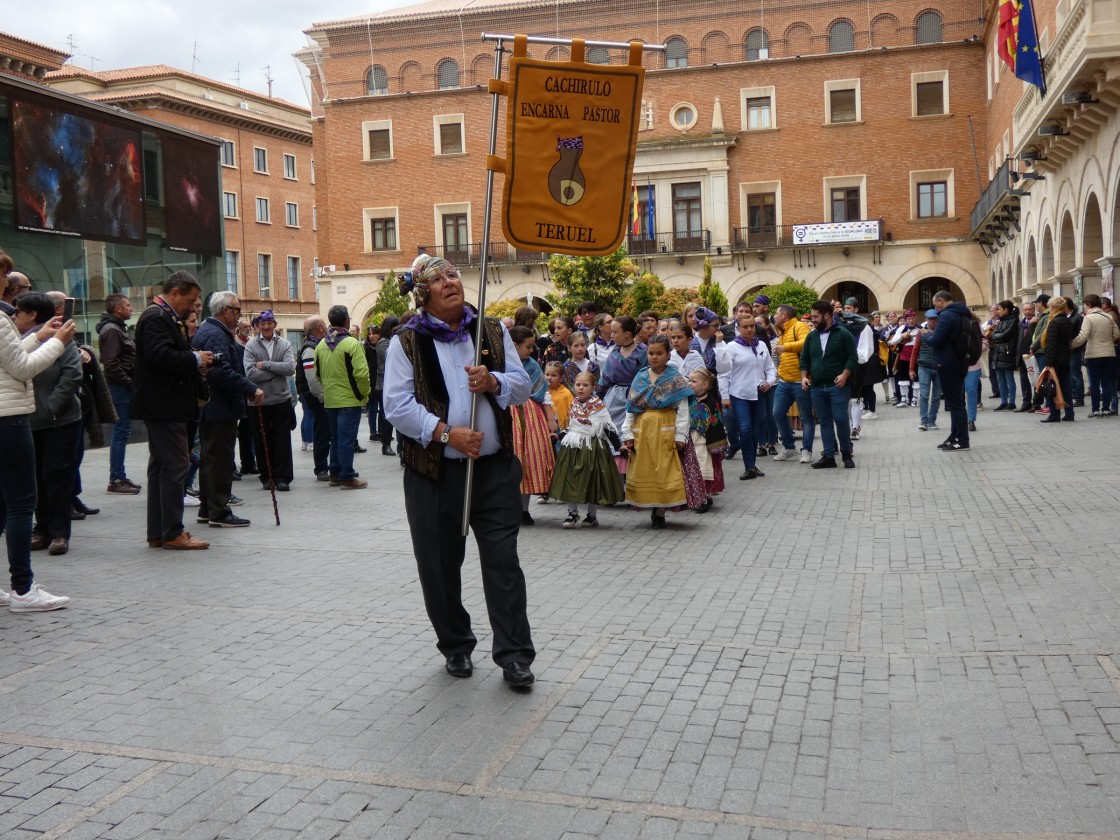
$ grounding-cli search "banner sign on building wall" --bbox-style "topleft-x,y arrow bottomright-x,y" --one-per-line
489,35 -> 645,256
792,219 -> 881,246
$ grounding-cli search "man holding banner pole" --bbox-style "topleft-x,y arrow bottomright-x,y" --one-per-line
383,254 -> 536,690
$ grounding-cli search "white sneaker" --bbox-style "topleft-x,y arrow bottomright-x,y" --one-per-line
183,495 -> 201,508
9,583 -> 69,612
799,450 -> 812,464
862,412 -> 878,420
0,588 -> 8,607
772,448 -> 798,461
300,442 -> 309,451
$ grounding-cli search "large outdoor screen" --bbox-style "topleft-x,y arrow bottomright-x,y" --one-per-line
162,135 -> 222,256
10,97 -> 145,244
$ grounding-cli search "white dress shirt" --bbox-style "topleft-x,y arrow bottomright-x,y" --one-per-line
383,318 -> 531,459
725,340 -> 778,400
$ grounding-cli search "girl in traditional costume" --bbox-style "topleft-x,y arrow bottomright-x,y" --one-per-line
597,315 -> 647,475
562,330 -> 599,390
621,336 -> 705,529
549,370 -> 624,528
687,367 -> 727,513
509,326 -> 557,525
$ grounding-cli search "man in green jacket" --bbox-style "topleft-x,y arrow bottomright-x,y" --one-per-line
799,300 -> 858,469
314,305 -> 370,488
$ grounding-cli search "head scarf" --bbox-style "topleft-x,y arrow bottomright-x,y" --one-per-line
397,254 -> 455,305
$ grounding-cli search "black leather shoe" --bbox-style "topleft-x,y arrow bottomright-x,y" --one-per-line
354,444 -> 367,453
382,444 -> 396,456
445,653 -> 473,678
502,661 -> 535,690
73,500 -> 99,515
275,482 -> 290,491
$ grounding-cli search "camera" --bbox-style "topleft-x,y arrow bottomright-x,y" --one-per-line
210,352 -> 225,365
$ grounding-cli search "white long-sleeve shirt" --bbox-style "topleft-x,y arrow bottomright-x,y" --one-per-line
669,349 -> 705,376
724,340 -> 777,400
856,325 -> 874,365
383,319 -> 531,459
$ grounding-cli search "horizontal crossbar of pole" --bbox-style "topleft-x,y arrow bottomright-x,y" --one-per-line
481,32 -> 667,52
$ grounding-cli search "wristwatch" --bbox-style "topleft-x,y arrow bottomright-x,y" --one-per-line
439,425 -> 452,445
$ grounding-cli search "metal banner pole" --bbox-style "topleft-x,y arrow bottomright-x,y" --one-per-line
461,36 -> 507,537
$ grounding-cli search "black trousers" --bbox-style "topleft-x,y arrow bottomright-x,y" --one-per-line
238,414 -> 257,471
403,455 -> 535,667
198,421 -> 237,520
145,421 -> 189,543
1018,360 -> 1033,407
939,365 -> 969,446
376,390 -> 393,445
304,394 -> 330,475
33,422 -> 80,540
253,403 -> 294,485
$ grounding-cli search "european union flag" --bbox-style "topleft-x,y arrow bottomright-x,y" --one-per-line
1016,0 -> 1047,96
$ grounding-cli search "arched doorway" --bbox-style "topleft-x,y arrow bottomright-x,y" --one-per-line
1059,211 -> 1076,275
1083,194 -> 1104,265
819,281 -> 879,314
903,276 -> 965,311
1041,227 -> 1055,279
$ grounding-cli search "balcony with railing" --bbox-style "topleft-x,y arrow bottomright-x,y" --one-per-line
624,229 -> 711,256
733,219 -> 883,250
969,158 -> 1012,235
415,242 -> 550,266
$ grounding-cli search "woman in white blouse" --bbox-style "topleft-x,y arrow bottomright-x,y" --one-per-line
722,317 -> 777,480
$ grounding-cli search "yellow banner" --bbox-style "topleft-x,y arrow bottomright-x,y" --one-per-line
496,36 -> 645,257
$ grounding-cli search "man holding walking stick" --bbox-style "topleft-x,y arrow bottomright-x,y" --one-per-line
383,254 -> 536,690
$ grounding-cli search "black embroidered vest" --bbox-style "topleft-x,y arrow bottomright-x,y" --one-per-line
397,317 -> 514,481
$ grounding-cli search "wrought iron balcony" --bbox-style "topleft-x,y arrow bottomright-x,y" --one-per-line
625,229 -> 711,256
415,242 -> 550,266
969,159 -> 1012,235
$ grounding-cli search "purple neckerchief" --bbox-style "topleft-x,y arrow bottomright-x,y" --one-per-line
733,336 -> 761,351
594,335 -> 612,347
400,308 -> 475,343
324,326 -> 352,350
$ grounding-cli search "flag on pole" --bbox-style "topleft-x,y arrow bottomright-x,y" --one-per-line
1015,0 -> 1046,95
997,0 -> 1046,95
631,183 -> 640,236
646,180 -> 655,240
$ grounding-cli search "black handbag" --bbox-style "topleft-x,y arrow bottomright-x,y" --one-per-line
1036,370 -> 1057,400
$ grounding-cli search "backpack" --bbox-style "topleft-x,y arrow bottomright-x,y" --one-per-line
958,314 -> 983,366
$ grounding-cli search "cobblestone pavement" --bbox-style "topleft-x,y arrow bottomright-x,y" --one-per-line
2,403 -> 1120,839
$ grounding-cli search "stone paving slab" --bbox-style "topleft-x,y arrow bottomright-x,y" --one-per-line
1,405 -> 1120,837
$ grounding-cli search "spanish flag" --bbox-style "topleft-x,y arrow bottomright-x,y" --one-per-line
631,183 -> 640,236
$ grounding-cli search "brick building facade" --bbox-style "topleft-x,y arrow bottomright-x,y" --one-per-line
298,0 -> 992,322
46,65 -> 319,337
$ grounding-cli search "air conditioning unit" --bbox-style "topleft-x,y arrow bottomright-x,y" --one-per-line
1061,91 -> 1098,105
1038,124 -> 1068,136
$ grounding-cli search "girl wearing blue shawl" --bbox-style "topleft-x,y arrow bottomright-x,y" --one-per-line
509,326 -> 557,525
597,316 -> 647,474
621,336 -> 706,527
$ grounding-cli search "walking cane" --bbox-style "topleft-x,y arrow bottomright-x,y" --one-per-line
256,407 -> 281,526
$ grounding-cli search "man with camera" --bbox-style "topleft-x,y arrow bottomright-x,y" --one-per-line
192,292 -> 264,528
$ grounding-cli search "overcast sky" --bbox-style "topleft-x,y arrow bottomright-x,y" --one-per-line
6,0 -> 407,107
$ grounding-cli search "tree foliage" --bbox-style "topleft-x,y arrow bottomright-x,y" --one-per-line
697,256 -> 729,317
620,273 -> 663,317
366,277 -> 411,326
547,247 -> 639,315
761,277 -> 820,317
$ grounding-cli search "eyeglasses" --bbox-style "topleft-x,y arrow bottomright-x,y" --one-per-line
16,285 -> 30,292
225,306 -> 242,314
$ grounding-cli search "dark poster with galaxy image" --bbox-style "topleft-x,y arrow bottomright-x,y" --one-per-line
162,135 -> 221,256
10,97 -> 145,244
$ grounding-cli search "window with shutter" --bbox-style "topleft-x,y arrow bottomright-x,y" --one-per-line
368,129 -> 391,160
439,123 -> 463,155
916,81 -> 944,116
830,89 -> 857,123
